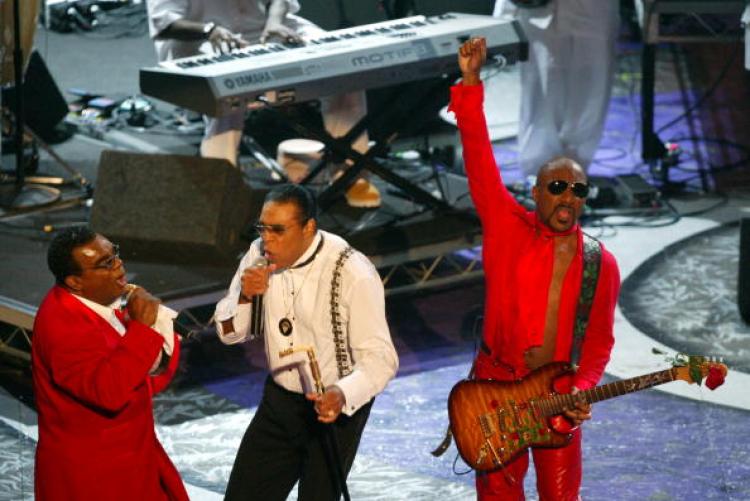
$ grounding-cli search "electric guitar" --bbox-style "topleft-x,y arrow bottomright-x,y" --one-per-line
447,356 -> 727,472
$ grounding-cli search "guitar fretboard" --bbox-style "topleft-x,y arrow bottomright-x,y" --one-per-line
539,368 -> 675,416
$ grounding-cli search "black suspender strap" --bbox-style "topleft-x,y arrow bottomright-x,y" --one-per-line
330,246 -> 355,379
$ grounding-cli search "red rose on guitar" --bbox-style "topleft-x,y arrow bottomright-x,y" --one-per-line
705,365 -> 726,390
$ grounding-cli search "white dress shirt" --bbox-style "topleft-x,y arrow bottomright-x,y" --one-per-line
73,294 -> 176,355
215,230 -> 398,416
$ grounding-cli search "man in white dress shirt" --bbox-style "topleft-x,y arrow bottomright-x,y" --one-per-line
214,184 -> 398,500
146,0 -> 382,207
494,0 -> 620,176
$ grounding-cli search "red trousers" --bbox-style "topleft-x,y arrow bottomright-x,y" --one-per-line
474,352 -> 583,501
475,428 -> 582,501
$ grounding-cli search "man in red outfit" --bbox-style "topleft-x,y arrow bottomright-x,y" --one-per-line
32,227 -> 188,500
452,39 -> 621,500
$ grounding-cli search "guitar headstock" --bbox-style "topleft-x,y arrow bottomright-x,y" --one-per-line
672,355 -> 728,390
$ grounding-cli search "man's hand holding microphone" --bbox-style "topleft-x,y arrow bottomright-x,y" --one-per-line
239,256 -> 277,338
124,284 -> 161,326
239,256 -> 277,303
122,284 -> 166,372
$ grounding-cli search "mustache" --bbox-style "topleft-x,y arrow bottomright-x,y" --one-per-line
555,203 -> 575,211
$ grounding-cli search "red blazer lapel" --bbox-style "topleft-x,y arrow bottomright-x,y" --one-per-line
54,286 -> 125,346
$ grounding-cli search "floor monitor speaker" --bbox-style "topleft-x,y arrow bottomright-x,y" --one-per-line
91,150 -> 265,264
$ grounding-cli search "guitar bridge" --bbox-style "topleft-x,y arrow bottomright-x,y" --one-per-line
476,444 -> 487,467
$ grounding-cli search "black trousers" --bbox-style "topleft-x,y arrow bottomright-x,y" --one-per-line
224,376 -> 373,501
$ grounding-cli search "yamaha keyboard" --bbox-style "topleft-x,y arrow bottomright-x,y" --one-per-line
139,13 -> 527,117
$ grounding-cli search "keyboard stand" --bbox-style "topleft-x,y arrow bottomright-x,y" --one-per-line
262,76 -> 463,214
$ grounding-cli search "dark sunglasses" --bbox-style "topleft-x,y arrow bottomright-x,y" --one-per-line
254,223 -> 288,236
254,219 -> 308,236
546,180 -> 590,199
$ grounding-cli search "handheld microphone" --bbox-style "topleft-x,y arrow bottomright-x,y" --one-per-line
250,256 -> 269,338
121,283 -> 138,309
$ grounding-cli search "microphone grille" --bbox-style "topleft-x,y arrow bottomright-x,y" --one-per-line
252,256 -> 269,268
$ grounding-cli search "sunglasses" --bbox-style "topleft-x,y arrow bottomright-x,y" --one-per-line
254,223 -> 289,236
254,219 -> 308,236
546,180 -> 590,199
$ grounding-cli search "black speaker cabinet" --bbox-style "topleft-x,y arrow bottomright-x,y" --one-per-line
91,151 -> 266,264
739,218 -> 750,324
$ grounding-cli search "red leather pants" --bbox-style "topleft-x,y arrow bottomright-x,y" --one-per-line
475,428 -> 582,501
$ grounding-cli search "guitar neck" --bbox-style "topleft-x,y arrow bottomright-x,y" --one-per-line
543,368 -> 675,416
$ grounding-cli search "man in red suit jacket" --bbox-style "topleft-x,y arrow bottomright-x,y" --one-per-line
32,227 -> 188,500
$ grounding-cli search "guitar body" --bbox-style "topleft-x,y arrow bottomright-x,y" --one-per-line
445,356 -> 727,473
448,362 -> 575,472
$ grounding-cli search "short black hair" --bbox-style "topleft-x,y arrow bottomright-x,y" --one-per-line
264,184 -> 318,222
47,226 -> 97,285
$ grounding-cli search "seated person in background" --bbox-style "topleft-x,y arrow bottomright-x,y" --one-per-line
146,0 -> 381,208
32,227 -> 188,500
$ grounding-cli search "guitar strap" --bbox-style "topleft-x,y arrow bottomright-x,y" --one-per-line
569,233 -> 602,369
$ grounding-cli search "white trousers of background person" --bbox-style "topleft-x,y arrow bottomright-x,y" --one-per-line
494,1 -> 619,176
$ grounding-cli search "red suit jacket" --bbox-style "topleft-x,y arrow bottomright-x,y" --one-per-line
32,285 -> 188,500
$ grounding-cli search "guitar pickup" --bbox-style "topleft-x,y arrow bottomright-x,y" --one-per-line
495,407 -> 508,432
508,399 -> 530,428
479,413 -> 495,438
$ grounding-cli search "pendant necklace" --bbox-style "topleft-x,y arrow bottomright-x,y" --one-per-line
278,235 -> 324,337
278,265 -> 314,337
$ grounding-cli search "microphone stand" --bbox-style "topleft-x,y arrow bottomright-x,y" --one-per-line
1,0 -> 86,210
279,346 -> 352,501
11,0 -> 23,193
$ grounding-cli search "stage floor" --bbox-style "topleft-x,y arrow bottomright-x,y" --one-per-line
1,10 -> 750,500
